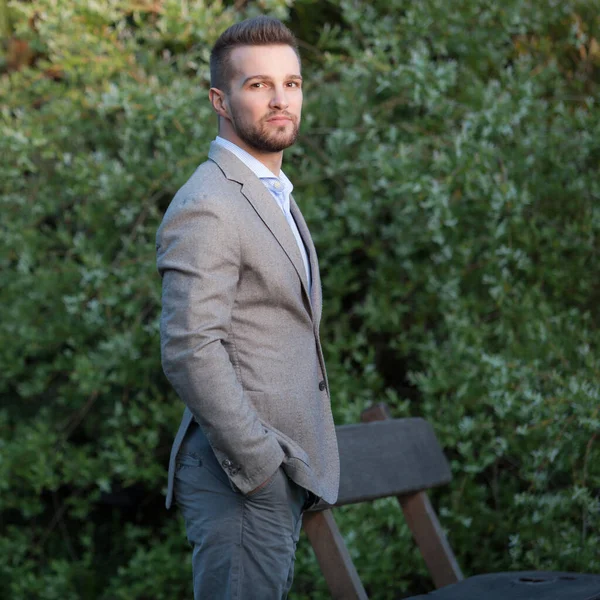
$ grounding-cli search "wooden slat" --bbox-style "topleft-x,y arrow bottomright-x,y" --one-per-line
335,417 -> 451,506
302,510 -> 369,600
399,491 -> 463,587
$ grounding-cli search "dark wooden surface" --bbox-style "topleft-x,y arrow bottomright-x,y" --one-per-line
405,571 -> 600,599
334,416 -> 452,506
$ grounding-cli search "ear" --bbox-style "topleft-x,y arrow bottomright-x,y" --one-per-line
209,88 -> 230,121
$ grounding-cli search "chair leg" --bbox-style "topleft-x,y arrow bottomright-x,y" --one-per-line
303,509 -> 369,600
399,491 -> 463,588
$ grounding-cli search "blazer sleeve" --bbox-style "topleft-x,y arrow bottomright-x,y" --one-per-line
156,189 -> 284,494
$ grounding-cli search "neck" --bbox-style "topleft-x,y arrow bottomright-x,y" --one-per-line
218,129 -> 283,176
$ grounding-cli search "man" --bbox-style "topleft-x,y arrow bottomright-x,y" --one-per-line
156,15 -> 340,599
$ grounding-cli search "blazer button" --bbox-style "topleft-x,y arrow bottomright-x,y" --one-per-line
222,459 -> 232,468
318,380 -> 326,391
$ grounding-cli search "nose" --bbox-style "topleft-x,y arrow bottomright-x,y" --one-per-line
269,86 -> 289,110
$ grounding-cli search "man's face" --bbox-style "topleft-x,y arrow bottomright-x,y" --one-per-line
223,44 -> 302,153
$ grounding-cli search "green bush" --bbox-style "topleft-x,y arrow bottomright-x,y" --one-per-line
1,0 -> 599,598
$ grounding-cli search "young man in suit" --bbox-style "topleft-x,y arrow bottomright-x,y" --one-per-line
156,15 -> 339,599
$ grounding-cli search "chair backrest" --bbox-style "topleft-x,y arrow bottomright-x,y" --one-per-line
335,417 -> 452,506
302,408 -> 463,599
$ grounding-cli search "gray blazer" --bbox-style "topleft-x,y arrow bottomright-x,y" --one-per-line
157,142 -> 340,509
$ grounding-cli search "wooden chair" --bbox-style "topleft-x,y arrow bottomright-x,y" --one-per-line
302,403 -> 600,599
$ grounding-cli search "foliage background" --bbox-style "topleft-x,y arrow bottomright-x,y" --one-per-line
1,0 -> 599,598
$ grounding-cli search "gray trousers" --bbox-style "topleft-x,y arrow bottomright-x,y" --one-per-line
174,422 -> 311,599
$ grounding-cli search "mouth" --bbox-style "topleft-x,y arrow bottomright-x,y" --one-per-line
266,115 -> 293,125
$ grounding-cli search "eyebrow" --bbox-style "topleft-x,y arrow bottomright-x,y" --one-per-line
242,74 -> 303,85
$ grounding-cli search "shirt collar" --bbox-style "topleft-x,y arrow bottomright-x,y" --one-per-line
214,136 -> 291,191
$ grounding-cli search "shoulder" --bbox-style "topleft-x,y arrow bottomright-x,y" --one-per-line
156,158 -> 242,244
162,159 -> 241,218
176,158 -> 240,205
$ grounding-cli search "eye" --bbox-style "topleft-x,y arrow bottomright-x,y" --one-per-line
287,81 -> 301,88
250,82 -> 266,88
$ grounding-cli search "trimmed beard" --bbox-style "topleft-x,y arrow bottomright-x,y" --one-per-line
230,110 -> 300,153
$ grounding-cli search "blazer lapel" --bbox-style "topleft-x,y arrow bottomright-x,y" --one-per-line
290,196 -> 322,327
208,143 -> 313,311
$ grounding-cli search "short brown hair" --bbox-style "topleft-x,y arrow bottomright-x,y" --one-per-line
210,16 -> 300,92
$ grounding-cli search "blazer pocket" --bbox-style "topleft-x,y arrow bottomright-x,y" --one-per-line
246,391 -> 311,468
262,422 -> 311,468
